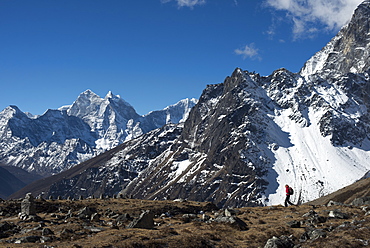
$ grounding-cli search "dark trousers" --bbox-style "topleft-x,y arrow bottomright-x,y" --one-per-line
285,194 -> 294,207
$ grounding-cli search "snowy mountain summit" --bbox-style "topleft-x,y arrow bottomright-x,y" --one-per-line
5,1 -> 370,207
0,91 -> 197,176
63,90 -> 140,150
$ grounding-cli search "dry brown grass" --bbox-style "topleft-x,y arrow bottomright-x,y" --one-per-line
0,198 -> 369,247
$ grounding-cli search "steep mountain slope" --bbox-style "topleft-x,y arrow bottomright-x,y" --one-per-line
0,164 -> 42,185
306,176 -> 370,206
0,163 -> 26,199
0,162 -> 42,199
0,91 -> 197,176
122,71 -> 277,206
9,1 -> 370,208
10,124 -> 183,200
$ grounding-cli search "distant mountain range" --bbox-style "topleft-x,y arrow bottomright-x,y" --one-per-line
0,91 -> 197,177
6,1 -> 370,207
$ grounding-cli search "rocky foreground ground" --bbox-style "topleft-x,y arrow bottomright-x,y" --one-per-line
0,195 -> 369,248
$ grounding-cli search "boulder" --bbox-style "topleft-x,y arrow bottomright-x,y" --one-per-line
351,197 -> 370,206
116,213 -> 132,222
264,235 -> 295,248
14,235 -> 41,244
286,220 -> 301,228
300,228 -> 327,241
181,213 -> 197,223
213,215 -> 248,230
0,221 -> 14,232
40,236 -> 54,243
328,210 -> 349,219
0,221 -> 15,238
60,228 -> 75,239
91,213 -> 101,222
302,210 -> 317,218
336,221 -> 351,229
42,228 -> 54,235
306,215 -> 327,225
302,210 -> 326,225
127,210 -> 155,229
225,208 -> 237,217
77,207 -> 97,219
308,229 -> 327,240
202,214 -> 211,221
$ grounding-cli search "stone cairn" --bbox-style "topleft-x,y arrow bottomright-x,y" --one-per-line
19,193 -> 38,220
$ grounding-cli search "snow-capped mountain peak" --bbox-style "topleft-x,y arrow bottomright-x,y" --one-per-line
0,90 -> 198,176
0,105 -> 24,119
105,90 -> 114,99
66,89 -> 106,117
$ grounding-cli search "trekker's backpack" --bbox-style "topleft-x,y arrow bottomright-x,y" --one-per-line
288,187 -> 294,195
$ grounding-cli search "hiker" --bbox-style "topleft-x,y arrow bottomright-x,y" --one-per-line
284,184 -> 295,207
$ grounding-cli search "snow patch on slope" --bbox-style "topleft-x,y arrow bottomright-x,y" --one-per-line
265,107 -> 370,205
171,160 -> 192,179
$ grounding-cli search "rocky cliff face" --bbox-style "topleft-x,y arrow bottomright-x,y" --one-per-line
122,70 -> 276,207
8,1 -> 370,208
300,0 -> 370,78
0,91 -> 197,176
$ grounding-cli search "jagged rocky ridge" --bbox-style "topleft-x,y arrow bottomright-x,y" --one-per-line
8,1 -> 370,208
0,91 -> 197,176
300,0 -> 370,78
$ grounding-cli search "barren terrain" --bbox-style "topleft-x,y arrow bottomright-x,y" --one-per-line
0,195 -> 369,248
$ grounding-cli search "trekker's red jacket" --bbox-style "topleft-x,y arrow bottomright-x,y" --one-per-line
286,187 -> 290,195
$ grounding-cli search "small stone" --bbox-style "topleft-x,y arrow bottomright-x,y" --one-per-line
42,228 -> 54,235
327,200 -> 344,207
286,220 -> 301,228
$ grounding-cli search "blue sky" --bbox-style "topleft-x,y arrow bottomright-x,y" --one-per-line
0,0 -> 363,115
